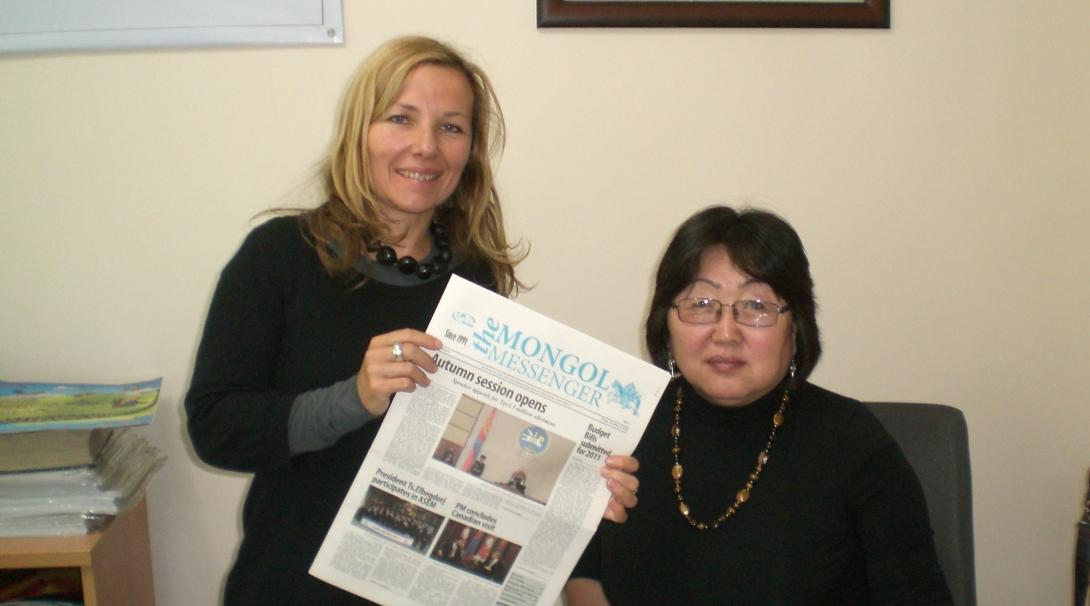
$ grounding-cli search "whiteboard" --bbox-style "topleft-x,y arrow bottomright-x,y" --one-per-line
0,0 -> 343,54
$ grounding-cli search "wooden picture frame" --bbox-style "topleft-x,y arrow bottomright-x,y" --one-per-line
537,0 -> 890,29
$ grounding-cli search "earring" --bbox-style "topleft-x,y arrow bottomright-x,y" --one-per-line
667,354 -> 680,379
789,359 -> 797,382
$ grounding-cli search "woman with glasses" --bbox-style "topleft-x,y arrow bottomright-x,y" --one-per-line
566,206 -> 951,605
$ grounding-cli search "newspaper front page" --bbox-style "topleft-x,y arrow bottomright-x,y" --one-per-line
310,276 -> 669,606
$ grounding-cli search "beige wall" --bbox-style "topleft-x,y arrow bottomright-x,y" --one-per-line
2,1 -> 1088,604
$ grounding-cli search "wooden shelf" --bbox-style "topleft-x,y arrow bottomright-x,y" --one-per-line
0,497 -> 155,606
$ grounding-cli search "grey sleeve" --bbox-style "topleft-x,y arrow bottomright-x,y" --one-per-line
287,375 -> 377,454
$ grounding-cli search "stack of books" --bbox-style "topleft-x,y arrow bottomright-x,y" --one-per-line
0,378 -> 164,537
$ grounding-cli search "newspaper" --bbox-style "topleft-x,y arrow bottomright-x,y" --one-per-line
310,276 -> 670,606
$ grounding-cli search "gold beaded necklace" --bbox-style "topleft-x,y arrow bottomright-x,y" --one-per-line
670,385 -> 789,530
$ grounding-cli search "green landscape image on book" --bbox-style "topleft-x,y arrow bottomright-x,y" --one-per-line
0,378 -> 160,432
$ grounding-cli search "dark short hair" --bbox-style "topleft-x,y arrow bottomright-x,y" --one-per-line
645,206 -> 821,385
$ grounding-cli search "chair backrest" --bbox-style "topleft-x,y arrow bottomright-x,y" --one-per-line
865,402 -> 976,606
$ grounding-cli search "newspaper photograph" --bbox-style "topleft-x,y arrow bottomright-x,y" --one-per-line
310,275 -> 670,606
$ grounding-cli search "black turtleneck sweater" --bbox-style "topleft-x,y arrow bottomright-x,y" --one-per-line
571,380 -> 952,605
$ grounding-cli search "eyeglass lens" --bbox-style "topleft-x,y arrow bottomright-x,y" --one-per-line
675,298 -> 781,327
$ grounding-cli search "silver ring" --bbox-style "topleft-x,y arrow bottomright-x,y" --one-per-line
391,342 -> 405,362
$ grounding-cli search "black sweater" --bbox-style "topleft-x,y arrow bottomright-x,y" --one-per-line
186,216 -> 492,605
572,379 -> 952,605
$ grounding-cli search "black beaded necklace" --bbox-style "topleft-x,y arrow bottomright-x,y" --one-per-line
371,221 -> 453,280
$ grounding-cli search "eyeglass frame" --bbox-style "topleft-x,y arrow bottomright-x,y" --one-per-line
670,297 -> 790,328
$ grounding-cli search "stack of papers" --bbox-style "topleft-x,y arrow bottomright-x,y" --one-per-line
0,378 -> 164,537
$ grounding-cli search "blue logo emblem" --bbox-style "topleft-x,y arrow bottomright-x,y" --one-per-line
452,311 -> 475,328
608,381 -> 642,416
518,426 -> 549,455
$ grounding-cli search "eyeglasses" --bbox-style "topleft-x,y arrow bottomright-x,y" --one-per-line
671,297 -> 789,327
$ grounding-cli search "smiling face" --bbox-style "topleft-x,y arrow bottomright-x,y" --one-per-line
366,64 -> 474,229
668,245 -> 795,408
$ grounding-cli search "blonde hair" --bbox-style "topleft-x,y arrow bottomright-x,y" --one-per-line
301,36 -> 523,295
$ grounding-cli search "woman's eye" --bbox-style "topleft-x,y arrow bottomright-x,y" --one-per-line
441,123 -> 466,134
740,300 -> 768,311
387,114 -> 409,124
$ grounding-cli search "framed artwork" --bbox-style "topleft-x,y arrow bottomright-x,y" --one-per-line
537,0 -> 890,29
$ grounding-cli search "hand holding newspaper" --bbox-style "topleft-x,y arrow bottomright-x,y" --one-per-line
311,276 -> 669,606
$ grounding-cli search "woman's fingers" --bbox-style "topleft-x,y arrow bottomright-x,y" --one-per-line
374,329 -> 443,358
389,340 -> 439,374
374,360 -> 433,389
357,329 -> 443,415
605,454 -> 639,474
603,498 -> 630,524
605,476 -> 639,510
600,455 -> 640,522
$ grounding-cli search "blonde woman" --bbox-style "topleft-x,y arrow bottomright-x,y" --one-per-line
186,37 -> 637,604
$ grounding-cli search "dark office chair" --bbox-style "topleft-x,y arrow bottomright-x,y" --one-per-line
866,402 -> 976,606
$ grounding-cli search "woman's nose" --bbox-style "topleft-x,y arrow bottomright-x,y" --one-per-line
412,126 -> 438,156
711,306 -> 740,342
